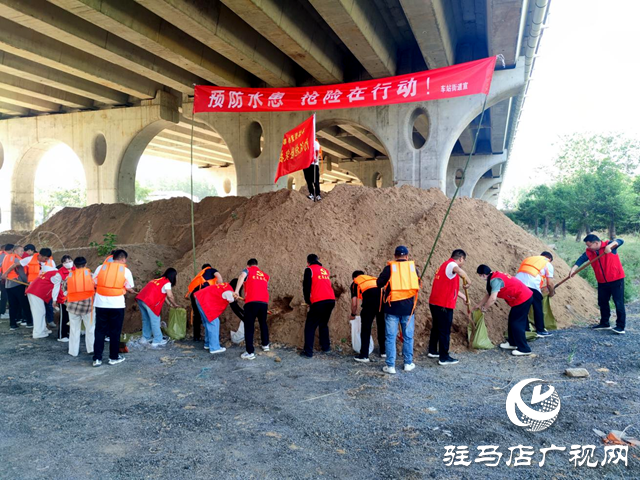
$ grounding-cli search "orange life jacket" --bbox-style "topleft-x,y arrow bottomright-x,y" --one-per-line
26,255 -> 41,283
517,256 -> 549,277
1,253 -> 19,280
96,262 -> 127,297
385,261 -> 420,304
185,268 -> 217,299
66,267 -> 95,303
103,255 -> 113,265
353,275 -> 378,300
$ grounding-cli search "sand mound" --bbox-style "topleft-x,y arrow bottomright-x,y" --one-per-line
16,185 -> 598,349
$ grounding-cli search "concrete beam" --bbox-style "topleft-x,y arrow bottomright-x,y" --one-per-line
155,131 -> 232,157
146,141 -> 231,165
220,0 -> 345,84
149,137 -> 233,162
136,0 -> 297,87
486,0 -> 527,68
0,17 -> 160,99
337,124 -> 387,154
318,138 -> 353,159
398,0 -> 457,69
0,51 -> 127,105
50,0 -> 256,88
0,71 -> 93,109
0,87 -> 61,112
308,0 -> 397,77
0,0 -> 204,94
158,126 -> 229,152
317,127 -> 375,158
489,98 -> 511,153
0,100 -> 27,115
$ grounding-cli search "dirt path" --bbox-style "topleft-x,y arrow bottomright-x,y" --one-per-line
1,307 -> 638,479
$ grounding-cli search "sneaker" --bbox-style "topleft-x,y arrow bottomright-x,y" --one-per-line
47,322 -> 57,329
261,344 -> 270,352
45,329 -> 52,334
108,355 -> 126,365
210,347 -> 226,355
591,323 -> 611,330
404,363 -> 416,372
612,327 -> 626,335
203,345 -> 210,350
33,334 -> 49,339
151,339 -> 168,347
536,331 -> 553,338
299,351 -> 312,358
26,324 -> 34,329
512,350 -> 532,356
0,313 -> 9,319
93,359 -> 102,367
500,342 -> 517,350
57,338 -> 70,343
307,194 -> 314,200
139,337 -> 149,345
105,337 -> 110,342
380,354 -> 387,358
438,357 -> 459,366
427,352 -> 439,358
10,326 -> 19,331
321,348 -> 331,353
241,352 -> 256,360
315,195 -> 322,202
19,321 -> 27,326
382,365 -> 396,374
354,357 -> 370,363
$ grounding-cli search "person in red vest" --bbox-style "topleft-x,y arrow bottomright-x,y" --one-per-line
569,234 -> 626,334
65,257 -> 96,357
193,282 -> 237,355
428,249 -> 470,366
25,264 -> 65,339
234,258 -> 270,360
350,270 -> 385,363
136,268 -> 181,347
24,246 -> 57,328
185,264 -> 222,342
1,245 -> 32,330
301,253 -> 335,358
475,265 -> 534,356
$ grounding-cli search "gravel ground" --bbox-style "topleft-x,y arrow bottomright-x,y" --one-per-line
1,307 -> 638,480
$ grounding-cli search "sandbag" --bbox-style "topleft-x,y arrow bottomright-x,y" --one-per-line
350,316 -> 374,355
231,321 -> 245,344
165,308 -> 187,340
528,294 -> 557,331
467,309 -> 494,350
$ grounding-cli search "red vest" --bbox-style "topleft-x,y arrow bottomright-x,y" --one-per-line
244,266 -> 270,304
58,266 -> 74,281
429,259 -> 459,309
194,283 -> 234,322
25,271 -> 64,303
136,277 -> 171,316
309,264 -> 335,303
585,240 -> 625,283
490,271 -> 532,307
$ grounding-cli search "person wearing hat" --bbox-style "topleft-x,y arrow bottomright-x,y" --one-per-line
376,246 -> 420,374
475,265 -> 533,356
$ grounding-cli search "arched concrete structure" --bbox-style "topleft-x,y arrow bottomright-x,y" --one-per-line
474,178 -> 503,201
445,152 -> 507,197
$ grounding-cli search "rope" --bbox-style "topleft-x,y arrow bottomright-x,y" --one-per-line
420,95 -> 489,280
189,102 -> 197,276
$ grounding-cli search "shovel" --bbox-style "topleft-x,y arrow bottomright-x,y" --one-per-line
554,251 -> 608,289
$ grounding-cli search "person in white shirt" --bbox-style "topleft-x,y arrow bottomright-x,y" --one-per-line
303,139 -> 322,201
515,251 -> 555,337
92,249 -> 135,367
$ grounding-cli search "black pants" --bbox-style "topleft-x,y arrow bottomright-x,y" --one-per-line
190,293 -> 203,341
508,298 -> 533,353
7,285 -> 31,327
0,280 -> 7,315
304,300 -> 335,356
597,279 -> 626,329
46,299 -> 54,326
58,304 -> 70,339
358,306 -> 385,358
428,304 -> 453,360
93,307 -> 125,361
303,164 -> 320,197
243,302 -> 269,354
529,288 -> 545,332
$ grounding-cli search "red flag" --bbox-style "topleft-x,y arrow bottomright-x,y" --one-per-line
274,115 -> 315,183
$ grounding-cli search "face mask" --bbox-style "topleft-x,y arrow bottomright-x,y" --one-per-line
63,262 -> 73,269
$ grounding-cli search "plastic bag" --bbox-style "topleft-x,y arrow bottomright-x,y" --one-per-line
350,316 -> 374,355
165,308 -> 187,340
467,309 -> 494,349
231,321 -> 245,344
528,294 -> 557,331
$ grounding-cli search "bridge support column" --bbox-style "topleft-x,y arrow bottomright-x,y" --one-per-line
445,151 -> 507,198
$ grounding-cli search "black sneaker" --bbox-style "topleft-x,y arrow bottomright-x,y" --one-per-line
10,326 -> 19,331
591,323 -> 612,330
612,327 -> 626,334
307,194 -> 314,200
108,355 -> 126,365
438,357 -> 459,366
427,352 -> 439,358
299,351 -> 312,358
354,357 -> 370,363
536,331 -> 552,338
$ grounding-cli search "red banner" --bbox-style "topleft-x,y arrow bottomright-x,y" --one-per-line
274,115 -> 315,183
194,57 -> 496,113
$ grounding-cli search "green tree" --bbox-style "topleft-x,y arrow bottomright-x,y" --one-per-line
35,185 -> 86,223
135,180 -> 153,204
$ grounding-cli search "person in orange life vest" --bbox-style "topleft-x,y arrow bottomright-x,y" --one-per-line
0,244 -> 12,321
25,263 -> 65,339
22,244 -> 36,259
1,245 -> 33,330
300,254 -> 335,358
137,268 -> 181,347
376,246 -> 420,374
92,249 -> 135,367
350,270 -> 385,363
515,251 -> 555,338
187,264 -> 222,342
428,249 -> 470,366
65,257 -> 96,357
570,234 -> 626,334
475,265 -> 533,356
193,282 -> 237,355
54,255 -> 75,343
234,258 -> 271,360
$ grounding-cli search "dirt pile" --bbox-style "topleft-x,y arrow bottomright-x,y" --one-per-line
16,185 -> 598,349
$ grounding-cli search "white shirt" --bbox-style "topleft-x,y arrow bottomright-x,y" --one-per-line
161,283 -> 172,294
515,263 -> 554,292
312,139 -> 321,166
20,255 -> 55,268
445,261 -> 458,280
92,263 -> 134,309
221,290 -> 235,303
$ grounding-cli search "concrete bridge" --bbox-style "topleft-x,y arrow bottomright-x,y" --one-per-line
0,0 -> 549,230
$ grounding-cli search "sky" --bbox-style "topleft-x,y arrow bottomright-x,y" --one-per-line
502,0 -> 640,203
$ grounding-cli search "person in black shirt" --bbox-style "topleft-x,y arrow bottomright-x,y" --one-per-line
350,271 -> 385,363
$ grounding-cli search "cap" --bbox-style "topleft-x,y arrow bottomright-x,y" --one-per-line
394,245 -> 409,256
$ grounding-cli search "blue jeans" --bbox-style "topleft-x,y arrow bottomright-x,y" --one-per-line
384,314 -> 415,367
138,300 -> 163,344
195,299 -> 221,351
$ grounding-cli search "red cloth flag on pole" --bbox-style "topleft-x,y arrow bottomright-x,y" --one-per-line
274,115 -> 315,183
